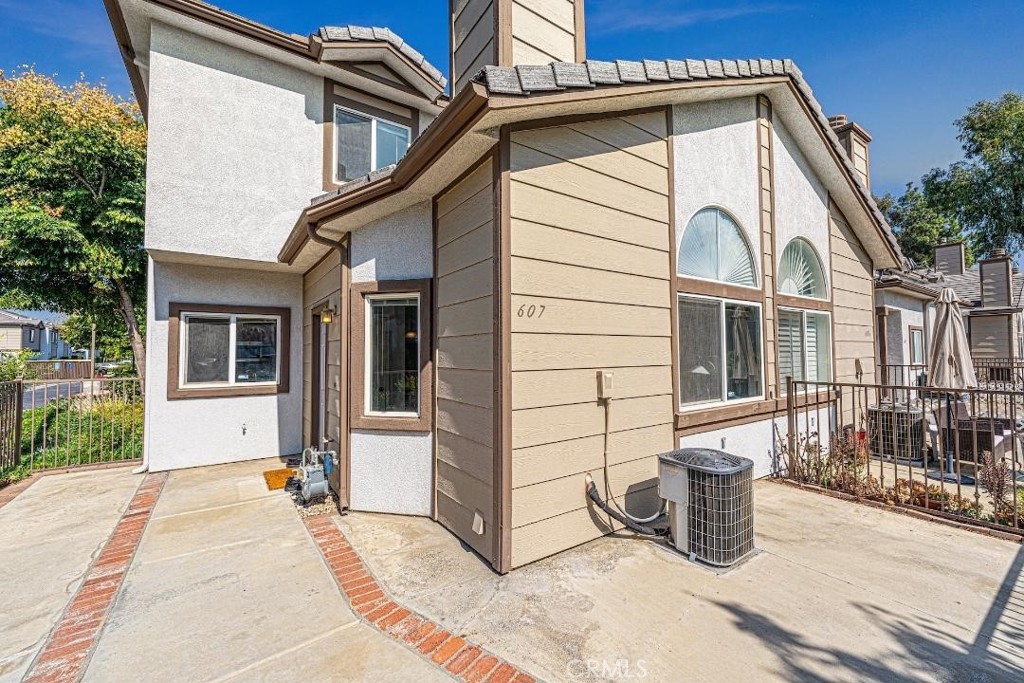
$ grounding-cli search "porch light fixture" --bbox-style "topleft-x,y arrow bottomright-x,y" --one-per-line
320,307 -> 335,325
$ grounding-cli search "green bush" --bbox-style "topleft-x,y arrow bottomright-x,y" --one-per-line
1,391 -> 144,488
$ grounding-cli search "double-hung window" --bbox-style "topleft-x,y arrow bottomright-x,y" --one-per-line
909,327 -> 925,365
181,313 -> 281,387
676,207 -> 764,408
334,106 -> 411,184
777,238 -> 832,390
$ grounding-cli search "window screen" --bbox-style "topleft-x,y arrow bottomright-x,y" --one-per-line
335,109 -> 372,182
725,303 -> 762,399
368,297 -> 419,414
679,297 -> 723,405
185,316 -> 230,384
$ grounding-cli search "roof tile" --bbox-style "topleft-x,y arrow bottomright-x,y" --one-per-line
616,60 -> 648,83
665,59 -> 691,80
517,64 -> 562,92
318,24 -> 445,87
586,60 -> 623,84
643,60 -> 671,81
686,59 -> 708,78
552,62 -> 594,88
704,59 -> 725,78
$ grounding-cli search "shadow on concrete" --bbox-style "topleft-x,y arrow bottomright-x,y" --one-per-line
710,545 -> 1024,682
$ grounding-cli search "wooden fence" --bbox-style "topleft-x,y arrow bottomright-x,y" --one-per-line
24,360 -> 94,381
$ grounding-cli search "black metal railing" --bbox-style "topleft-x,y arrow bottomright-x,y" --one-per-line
782,377 -> 1023,536
1,378 -> 143,482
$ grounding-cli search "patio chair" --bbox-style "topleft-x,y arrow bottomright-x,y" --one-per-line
927,400 -> 1018,466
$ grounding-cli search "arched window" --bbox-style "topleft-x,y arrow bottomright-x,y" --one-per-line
778,238 -> 827,299
677,208 -> 756,286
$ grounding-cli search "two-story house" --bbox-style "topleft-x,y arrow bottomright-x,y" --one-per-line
0,310 -> 76,359
105,0 -> 902,572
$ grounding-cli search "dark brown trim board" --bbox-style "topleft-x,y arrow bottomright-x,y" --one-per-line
349,279 -> 434,433
167,303 -> 291,400
573,0 -> 586,62
776,293 -> 832,312
494,133 -> 513,574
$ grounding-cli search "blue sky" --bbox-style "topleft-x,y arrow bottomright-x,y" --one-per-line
1,0 -> 1022,197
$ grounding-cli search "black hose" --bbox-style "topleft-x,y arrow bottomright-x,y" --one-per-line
585,477 -> 666,536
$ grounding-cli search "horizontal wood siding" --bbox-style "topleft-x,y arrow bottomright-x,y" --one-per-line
970,315 -> 1012,359
829,205 -> 876,384
303,253 -> 342,449
510,0 -> 575,65
508,111 -> 674,568
452,0 -> 495,95
435,160 -> 496,562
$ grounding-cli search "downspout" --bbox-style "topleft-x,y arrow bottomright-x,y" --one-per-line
133,257 -> 155,475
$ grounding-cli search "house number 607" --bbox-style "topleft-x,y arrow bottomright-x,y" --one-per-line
517,304 -> 546,319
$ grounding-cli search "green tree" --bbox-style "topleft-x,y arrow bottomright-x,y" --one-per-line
923,92 -> 1024,257
875,184 -> 972,268
61,310 -> 135,362
0,69 -> 146,384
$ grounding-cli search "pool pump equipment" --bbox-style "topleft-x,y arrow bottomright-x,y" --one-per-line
298,447 -> 333,503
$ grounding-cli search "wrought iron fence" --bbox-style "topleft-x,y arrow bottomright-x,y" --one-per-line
0,380 -> 21,470
782,377 -> 1024,537
24,359 -> 94,381
2,378 -> 143,476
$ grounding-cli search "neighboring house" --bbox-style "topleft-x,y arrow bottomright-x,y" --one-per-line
105,0 -> 902,572
0,310 -> 77,359
875,243 -> 1024,376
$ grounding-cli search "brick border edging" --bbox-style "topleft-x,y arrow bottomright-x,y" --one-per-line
23,472 -> 168,683
303,515 -> 538,683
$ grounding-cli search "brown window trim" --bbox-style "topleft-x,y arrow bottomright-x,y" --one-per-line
167,303 -> 291,401
349,279 -> 433,433
776,293 -> 831,311
676,276 -> 763,302
322,80 -> 419,192
675,389 -> 837,432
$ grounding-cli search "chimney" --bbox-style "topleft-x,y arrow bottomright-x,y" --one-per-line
450,0 -> 586,95
829,114 -> 872,191
933,242 -> 966,276
980,247 -> 1012,307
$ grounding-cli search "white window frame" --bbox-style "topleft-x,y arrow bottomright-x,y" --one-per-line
909,326 -> 925,365
27,328 -> 36,343
677,292 -> 765,411
333,105 -> 412,185
179,312 -> 282,389
778,307 -> 833,393
777,237 -> 830,302
364,292 -> 421,418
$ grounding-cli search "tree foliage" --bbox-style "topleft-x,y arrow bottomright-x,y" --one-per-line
0,69 -> 146,381
926,92 -> 1024,257
875,184 -> 972,268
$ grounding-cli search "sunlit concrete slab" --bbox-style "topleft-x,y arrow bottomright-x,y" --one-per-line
340,480 -> 1024,682
0,468 -> 140,683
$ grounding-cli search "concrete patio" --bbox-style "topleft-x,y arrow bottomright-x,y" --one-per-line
339,482 -> 1024,683
2,459 -> 1022,682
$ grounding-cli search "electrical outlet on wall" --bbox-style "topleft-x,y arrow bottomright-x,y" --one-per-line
597,370 -> 614,399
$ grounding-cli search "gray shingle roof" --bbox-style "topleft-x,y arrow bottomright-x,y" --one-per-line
939,267 -> 1024,309
319,26 -> 446,88
475,58 -> 902,263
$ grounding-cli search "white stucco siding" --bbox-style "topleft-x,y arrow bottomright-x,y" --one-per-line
877,290 -> 929,365
349,431 -> 433,516
672,98 -> 760,261
347,202 -> 435,516
350,202 -> 434,283
679,408 -> 831,480
772,117 -> 831,280
145,21 -> 323,263
144,260 -> 303,471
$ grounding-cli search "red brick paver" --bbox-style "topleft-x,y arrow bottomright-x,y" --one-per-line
22,472 -> 168,683
303,514 -> 542,682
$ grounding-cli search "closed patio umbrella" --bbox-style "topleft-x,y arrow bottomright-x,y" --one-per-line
927,287 -> 977,483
